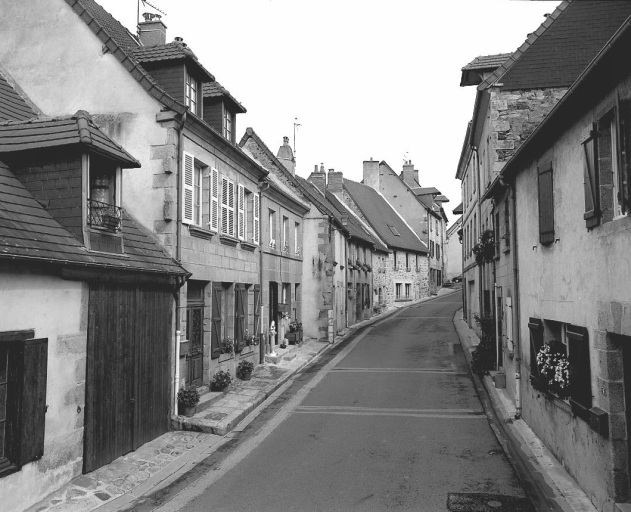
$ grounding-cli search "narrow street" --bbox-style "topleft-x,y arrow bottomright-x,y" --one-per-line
130,293 -> 532,512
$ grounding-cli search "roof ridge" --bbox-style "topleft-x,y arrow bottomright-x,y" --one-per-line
74,110 -> 93,144
477,1 -> 569,91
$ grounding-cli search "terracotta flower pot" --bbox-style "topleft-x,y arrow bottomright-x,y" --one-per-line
180,404 -> 197,417
240,371 -> 252,381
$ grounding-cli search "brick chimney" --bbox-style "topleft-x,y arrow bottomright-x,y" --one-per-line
307,163 -> 326,196
327,168 -> 344,193
276,136 -> 295,175
363,158 -> 380,191
138,13 -> 167,47
401,160 -> 419,187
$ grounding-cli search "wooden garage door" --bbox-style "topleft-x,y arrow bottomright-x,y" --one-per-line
84,283 -> 172,473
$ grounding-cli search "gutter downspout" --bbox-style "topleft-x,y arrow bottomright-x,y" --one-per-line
511,183 -> 522,419
174,111 -> 187,416
258,179 -> 270,364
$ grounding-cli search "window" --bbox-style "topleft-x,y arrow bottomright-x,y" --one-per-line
182,152 -> 203,226
223,106 -> 233,142
87,154 -> 122,231
395,283 -> 402,299
0,331 -> 48,476
269,209 -> 276,249
234,284 -> 248,351
494,211 -> 500,257
294,222 -> 301,255
504,200 -> 511,249
405,252 -> 409,271
405,283 -> 411,298
387,224 -> 400,236
393,251 -> 398,268
537,161 -> 554,244
430,241 -> 435,259
282,216 -> 289,251
436,244 -> 440,261
220,176 -> 236,236
209,168 -> 219,231
253,193 -> 260,244
185,71 -> 198,115
584,102 -> 631,228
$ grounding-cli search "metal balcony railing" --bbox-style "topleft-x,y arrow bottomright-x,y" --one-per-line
87,199 -> 122,232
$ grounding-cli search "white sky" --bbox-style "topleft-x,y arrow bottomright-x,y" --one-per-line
97,0 -> 561,224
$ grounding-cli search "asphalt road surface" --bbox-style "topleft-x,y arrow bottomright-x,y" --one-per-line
139,293 -> 531,511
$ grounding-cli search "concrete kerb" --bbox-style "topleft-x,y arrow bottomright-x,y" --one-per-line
453,308 -> 597,512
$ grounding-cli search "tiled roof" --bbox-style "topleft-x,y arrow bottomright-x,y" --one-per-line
413,186 -> 441,196
0,111 -> 140,167
462,53 -> 512,71
131,42 -> 215,82
0,73 -> 37,122
202,82 -> 246,113
482,1 -> 631,91
342,179 -> 428,254
0,160 -> 186,275
64,0 -> 186,115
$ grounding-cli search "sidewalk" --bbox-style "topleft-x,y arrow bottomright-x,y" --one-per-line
28,288 -> 459,512
454,310 -> 598,512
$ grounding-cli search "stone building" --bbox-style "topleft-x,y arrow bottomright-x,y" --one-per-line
329,173 -> 429,307
0,74 -> 187,511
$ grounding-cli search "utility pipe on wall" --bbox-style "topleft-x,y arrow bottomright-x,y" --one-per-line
510,183 -> 522,419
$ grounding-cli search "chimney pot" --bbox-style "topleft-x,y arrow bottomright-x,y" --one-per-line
283,136 -> 289,145
174,36 -> 183,43
138,13 -> 167,46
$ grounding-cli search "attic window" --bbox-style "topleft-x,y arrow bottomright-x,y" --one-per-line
185,71 -> 199,116
387,225 -> 400,236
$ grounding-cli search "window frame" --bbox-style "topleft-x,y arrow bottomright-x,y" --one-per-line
185,71 -> 198,116
537,161 -> 555,244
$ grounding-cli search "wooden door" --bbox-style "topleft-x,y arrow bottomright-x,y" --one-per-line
187,306 -> 204,386
85,283 -> 172,473
269,283 -> 278,346
210,284 -> 222,359
234,285 -> 247,352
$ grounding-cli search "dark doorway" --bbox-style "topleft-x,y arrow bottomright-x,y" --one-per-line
269,282 -> 278,346
186,281 -> 205,387
621,336 -> 631,496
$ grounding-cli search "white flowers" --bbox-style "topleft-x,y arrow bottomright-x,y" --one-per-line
535,343 -> 572,398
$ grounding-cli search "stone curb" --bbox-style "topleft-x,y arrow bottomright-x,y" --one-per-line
453,309 -> 597,512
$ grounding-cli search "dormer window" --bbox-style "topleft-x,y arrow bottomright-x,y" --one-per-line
87,155 -> 122,232
186,71 -> 199,116
223,106 -> 233,142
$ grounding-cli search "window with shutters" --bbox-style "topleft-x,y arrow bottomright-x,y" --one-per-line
209,168 -> 219,232
537,162 -> 555,244
0,331 -> 48,477
182,152 -> 203,226
268,209 -> 277,249
234,285 -> 248,352
252,193 -> 260,245
220,176 -> 235,237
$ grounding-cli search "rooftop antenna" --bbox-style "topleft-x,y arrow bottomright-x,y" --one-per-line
293,117 -> 301,155
137,0 -> 167,35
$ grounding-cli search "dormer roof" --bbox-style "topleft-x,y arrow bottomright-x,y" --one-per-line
0,111 -> 140,167
460,53 -> 511,87
131,41 -> 215,82
203,82 -> 246,113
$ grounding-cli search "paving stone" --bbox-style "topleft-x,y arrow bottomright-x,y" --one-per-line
105,486 -> 124,496
94,492 -> 111,501
66,489 -> 87,500
72,475 -> 97,490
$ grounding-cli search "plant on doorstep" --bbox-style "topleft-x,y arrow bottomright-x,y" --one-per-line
211,370 -> 232,391
177,386 -> 200,417
237,360 -> 254,380
471,313 -> 496,375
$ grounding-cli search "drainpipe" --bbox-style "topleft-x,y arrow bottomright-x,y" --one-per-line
510,183 -> 522,419
174,111 -> 187,414
258,178 -> 270,364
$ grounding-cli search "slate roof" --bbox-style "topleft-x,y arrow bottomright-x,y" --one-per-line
452,202 -> 464,215
462,53 -> 512,71
0,111 -> 140,167
0,73 -> 37,122
342,179 -> 428,254
0,160 -> 186,275
481,1 -> 631,91
203,82 -> 246,113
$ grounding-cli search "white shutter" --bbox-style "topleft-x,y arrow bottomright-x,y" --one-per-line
228,180 -> 235,236
238,183 -> 245,240
210,168 -> 219,232
182,152 -> 194,224
253,193 -> 260,244
221,176 -> 229,234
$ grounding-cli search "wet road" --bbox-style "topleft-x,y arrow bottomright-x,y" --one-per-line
140,293 -> 530,511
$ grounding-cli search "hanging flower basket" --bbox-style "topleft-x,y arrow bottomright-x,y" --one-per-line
472,229 -> 496,266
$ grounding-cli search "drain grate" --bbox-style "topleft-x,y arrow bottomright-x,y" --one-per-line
447,493 -> 534,511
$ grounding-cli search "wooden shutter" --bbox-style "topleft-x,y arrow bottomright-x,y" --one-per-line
618,99 -> 631,215
528,318 -> 543,376
238,184 -> 245,240
228,180 -> 235,236
537,163 -> 555,244
567,325 -> 592,409
253,193 -> 260,244
235,285 -> 245,352
582,124 -> 600,228
253,285 -> 261,338
221,176 -> 228,234
182,152 -> 195,224
210,168 -> 219,232
211,284 -> 222,359
18,338 -> 48,465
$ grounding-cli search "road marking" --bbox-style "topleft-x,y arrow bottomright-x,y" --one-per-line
294,406 -> 485,420
331,367 -> 468,375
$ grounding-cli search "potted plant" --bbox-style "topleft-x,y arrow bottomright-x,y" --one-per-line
244,330 -> 255,346
211,370 -> 232,391
220,337 -> 234,355
237,360 -> 254,380
177,386 -> 200,417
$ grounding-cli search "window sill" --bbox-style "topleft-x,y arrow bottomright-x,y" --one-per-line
189,225 -> 214,240
240,240 -> 258,252
218,352 -> 234,363
219,234 -> 239,247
